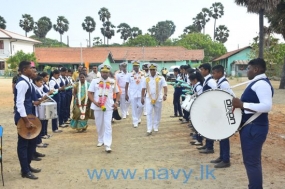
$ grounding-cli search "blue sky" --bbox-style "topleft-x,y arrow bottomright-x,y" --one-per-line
1,0 -> 284,51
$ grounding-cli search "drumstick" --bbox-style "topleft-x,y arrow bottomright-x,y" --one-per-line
232,107 -> 235,113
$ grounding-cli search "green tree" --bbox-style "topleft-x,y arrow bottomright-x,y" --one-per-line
53,16 -> 69,43
125,34 -> 157,47
177,33 -> 227,62
0,16 -> 6,29
6,50 -> 37,69
148,20 -> 176,45
101,21 -> 115,45
117,23 -> 132,43
30,35 -> 68,47
210,2 -> 224,40
200,8 -> 212,34
131,27 -> 142,39
33,16 -> 52,38
266,0 -> 285,88
235,0 -> 280,58
93,37 -> 102,46
19,14 -> 34,37
98,7 -> 111,45
183,24 -> 201,34
192,13 -> 204,33
82,16 -> 96,47
214,25 -> 230,43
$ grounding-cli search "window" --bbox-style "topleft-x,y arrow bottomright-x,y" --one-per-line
0,40 -> 3,49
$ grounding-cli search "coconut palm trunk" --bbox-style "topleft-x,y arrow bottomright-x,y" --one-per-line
213,19 -> 216,40
280,58 -> 285,89
89,32 -> 91,47
259,9 -> 265,58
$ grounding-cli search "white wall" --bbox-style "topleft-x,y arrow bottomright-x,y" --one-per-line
11,41 -> 34,55
0,39 -> 11,59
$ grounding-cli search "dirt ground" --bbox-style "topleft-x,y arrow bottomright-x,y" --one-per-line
0,77 -> 284,189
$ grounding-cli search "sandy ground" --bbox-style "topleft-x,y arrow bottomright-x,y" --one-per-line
0,77 -> 284,189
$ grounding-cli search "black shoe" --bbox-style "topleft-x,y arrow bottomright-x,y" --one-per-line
170,115 -> 178,118
21,171 -> 38,179
210,158 -> 222,163
32,156 -> 42,161
30,167 -> 41,173
199,148 -> 214,154
196,145 -> 206,150
214,161 -> 231,168
34,152 -> 45,157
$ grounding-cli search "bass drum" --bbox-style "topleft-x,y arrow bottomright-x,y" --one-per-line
190,89 -> 242,140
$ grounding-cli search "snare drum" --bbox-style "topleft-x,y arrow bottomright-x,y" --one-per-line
190,89 -> 242,140
38,101 -> 58,120
181,94 -> 195,112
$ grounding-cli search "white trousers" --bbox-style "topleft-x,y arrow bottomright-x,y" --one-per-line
130,97 -> 143,125
143,97 -> 147,115
120,93 -> 130,117
146,99 -> 162,132
94,110 -> 113,147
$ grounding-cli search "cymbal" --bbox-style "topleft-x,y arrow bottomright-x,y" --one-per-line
17,114 -> 42,139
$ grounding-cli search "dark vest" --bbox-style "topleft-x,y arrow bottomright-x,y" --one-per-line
240,78 -> 274,126
14,77 -> 35,125
193,83 -> 202,94
203,76 -> 213,92
51,79 -> 60,101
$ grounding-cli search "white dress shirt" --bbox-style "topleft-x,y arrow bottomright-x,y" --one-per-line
49,77 -> 61,92
141,74 -> 167,102
243,73 -> 273,114
127,71 -> 145,98
193,82 -> 203,96
115,71 -> 129,94
88,71 -> 101,80
88,77 -> 119,111
217,76 -> 234,96
203,74 -> 217,89
16,75 -> 32,117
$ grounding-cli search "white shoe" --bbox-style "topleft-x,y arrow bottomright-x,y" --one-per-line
154,129 -> 158,132
105,146 -> 112,153
127,112 -> 129,116
144,113 -> 147,116
147,131 -> 152,136
138,119 -> 141,124
122,116 -> 126,119
97,142 -> 104,147
134,124 -> 138,128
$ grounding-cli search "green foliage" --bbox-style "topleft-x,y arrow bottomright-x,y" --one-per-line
6,50 -> 37,70
177,33 -> 227,62
19,14 -> 34,36
117,23 -> 132,42
43,65 -> 51,72
266,1 -> 285,40
125,34 -> 157,47
0,15 -> 6,29
34,16 -> 52,38
148,20 -> 176,45
53,16 -> 69,42
30,35 -> 68,47
214,25 -> 230,43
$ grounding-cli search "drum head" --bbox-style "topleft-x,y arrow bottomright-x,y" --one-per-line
190,89 -> 242,140
17,114 -> 42,139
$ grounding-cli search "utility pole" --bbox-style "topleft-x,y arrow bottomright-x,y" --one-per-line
80,43 -> 83,66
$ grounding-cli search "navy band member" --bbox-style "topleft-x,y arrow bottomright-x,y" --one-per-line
232,58 -> 273,189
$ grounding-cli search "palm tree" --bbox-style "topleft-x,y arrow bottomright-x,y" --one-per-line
34,16 -> 52,38
214,25 -> 230,43
19,14 -> 34,37
148,20 -> 176,45
93,37 -> 102,46
0,16 -> 6,29
210,2 -> 224,40
82,16 -> 96,47
131,27 -> 142,39
201,8 -> 212,34
183,24 -> 201,34
147,25 -> 156,36
98,7 -> 111,45
192,13 -> 205,34
117,23 -> 131,43
235,0 -> 280,58
101,21 -> 115,45
53,16 -> 69,43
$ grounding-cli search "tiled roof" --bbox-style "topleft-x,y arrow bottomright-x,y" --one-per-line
212,46 -> 251,61
35,48 -> 113,64
101,46 -> 204,61
0,29 -> 41,44
35,46 -> 204,64
233,60 -> 249,65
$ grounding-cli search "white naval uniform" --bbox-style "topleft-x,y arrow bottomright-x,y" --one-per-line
115,71 -> 130,118
127,71 -> 145,126
88,77 -> 119,148
142,70 -> 150,116
141,74 -> 167,132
